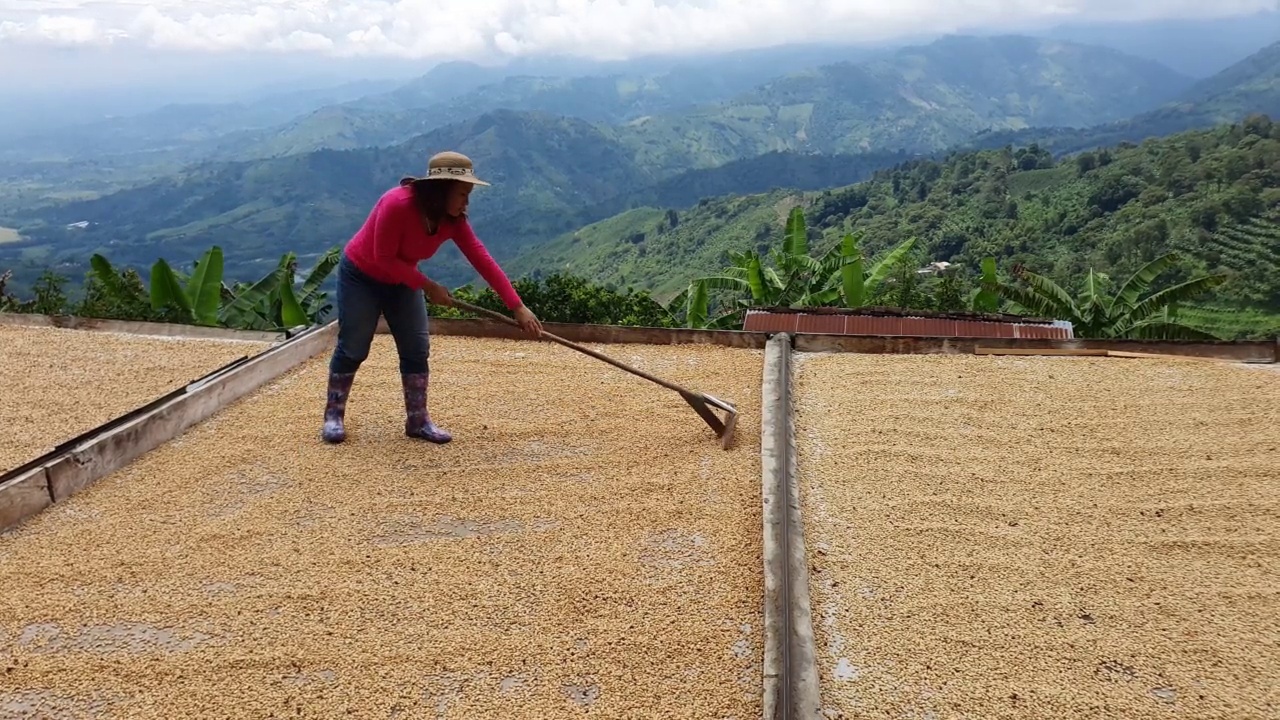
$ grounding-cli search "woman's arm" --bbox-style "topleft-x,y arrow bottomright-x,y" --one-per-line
368,192 -> 429,290
451,218 -> 524,311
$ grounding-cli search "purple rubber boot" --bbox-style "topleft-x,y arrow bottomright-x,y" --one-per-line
321,372 -> 356,443
402,372 -> 452,444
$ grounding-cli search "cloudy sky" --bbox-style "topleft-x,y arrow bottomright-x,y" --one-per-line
2,0 -> 1275,62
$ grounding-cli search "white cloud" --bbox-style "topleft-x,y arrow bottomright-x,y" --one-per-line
0,0 -> 1274,60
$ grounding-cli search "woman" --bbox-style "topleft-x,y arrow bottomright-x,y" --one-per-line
320,150 -> 543,445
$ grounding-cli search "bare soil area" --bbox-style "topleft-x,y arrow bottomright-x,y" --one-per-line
0,324 -> 270,473
795,352 -> 1279,720
0,335 -> 763,719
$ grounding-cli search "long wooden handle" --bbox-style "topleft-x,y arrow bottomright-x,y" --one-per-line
447,299 -> 697,397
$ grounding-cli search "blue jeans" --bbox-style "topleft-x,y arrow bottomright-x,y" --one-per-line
329,252 -> 430,375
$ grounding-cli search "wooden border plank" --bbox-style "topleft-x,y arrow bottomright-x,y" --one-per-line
0,467 -> 52,535
42,322 -> 337,505
0,312 -> 285,344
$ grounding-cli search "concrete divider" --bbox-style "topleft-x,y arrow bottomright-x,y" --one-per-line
760,333 -> 821,719
0,467 -> 51,535
0,321 -> 337,533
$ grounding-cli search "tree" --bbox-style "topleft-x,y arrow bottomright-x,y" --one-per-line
432,272 -> 678,328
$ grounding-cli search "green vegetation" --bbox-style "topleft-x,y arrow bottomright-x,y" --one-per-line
2,36 -> 1279,341
653,205 -> 1231,339
814,118 -> 1280,323
432,272 -> 678,328
515,118 -> 1280,339
668,207 -> 919,328
995,253 -> 1228,339
2,246 -> 343,332
505,196 -> 796,300
0,250 -> 679,331
0,35 -> 1209,296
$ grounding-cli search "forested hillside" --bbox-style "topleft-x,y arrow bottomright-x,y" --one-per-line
513,118 -> 1280,336
616,34 -> 1192,168
966,40 -> 1280,156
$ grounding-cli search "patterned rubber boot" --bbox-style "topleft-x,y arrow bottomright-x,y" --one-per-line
402,372 -> 452,444
321,372 -> 356,444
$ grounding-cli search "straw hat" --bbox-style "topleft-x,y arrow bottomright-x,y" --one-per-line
424,151 -> 490,186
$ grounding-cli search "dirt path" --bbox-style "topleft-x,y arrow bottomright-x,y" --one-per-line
0,335 -> 764,719
795,352 -> 1279,720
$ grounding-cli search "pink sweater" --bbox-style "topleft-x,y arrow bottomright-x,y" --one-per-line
343,185 -> 523,310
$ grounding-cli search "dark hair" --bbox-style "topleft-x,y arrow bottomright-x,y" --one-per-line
399,176 -> 468,226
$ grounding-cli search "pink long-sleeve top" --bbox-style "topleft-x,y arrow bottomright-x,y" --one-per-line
343,184 -> 523,310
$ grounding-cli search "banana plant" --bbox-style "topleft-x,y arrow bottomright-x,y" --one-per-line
219,248 -> 340,331
669,206 -> 919,329
970,256 -> 1001,313
85,246 -> 226,326
995,252 -> 1230,339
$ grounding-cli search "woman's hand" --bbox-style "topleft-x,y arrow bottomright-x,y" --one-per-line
513,305 -> 543,339
423,279 -> 453,307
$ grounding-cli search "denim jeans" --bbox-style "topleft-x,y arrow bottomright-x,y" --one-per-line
329,252 -> 430,375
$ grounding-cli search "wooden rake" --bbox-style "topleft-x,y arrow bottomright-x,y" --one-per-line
446,299 -> 739,449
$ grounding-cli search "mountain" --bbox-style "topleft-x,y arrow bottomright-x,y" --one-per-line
0,34 -> 1208,296
1032,10 -> 1280,79
510,118 -> 1280,338
0,122 -> 908,296
0,111 -> 658,289
1,33 -> 1188,176
176,43 -> 905,164
1175,40 -> 1280,123
0,42 -> 894,170
966,40 -> 1280,156
206,68 -> 794,163
359,43 -> 898,112
563,149 -> 914,227
0,79 -> 402,163
609,34 -> 1194,169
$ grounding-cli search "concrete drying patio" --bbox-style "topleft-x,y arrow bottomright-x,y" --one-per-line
0,334 -> 764,719
794,351 -> 1279,720
0,324 -> 272,474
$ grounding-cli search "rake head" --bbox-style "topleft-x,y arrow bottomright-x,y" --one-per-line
681,391 -> 739,450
